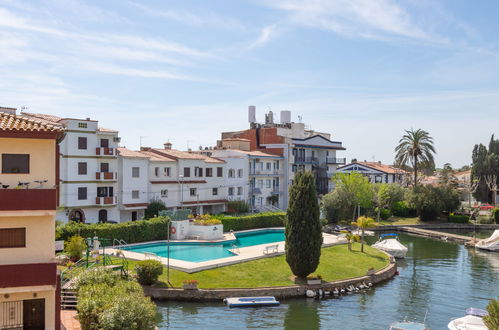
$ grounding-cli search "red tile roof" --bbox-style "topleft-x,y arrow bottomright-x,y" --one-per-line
117,147 -> 150,158
339,161 -> 407,174
22,112 -> 117,133
0,112 -> 64,133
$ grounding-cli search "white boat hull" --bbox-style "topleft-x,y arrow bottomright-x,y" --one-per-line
447,315 -> 487,330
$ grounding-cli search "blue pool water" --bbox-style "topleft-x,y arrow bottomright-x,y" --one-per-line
123,229 -> 285,262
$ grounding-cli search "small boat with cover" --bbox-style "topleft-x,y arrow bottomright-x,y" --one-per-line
447,308 -> 488,330
372,233 -> 408,258
223,296 -> 280,308
475,229 -> 499,251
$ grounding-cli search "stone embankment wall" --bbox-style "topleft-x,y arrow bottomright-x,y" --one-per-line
143,262 -> 397,302
372,223 -> 498,232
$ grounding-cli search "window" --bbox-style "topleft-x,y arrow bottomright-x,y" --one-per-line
164,167 -> 171,176
0,228 -> 26,248
131,211 -> 137,221
100,139 -> 109,148
292,165 -> 297,172
78,122 -> 87,129
259,162 -> 264,170
238,169 -> 243,178
274,161 -> 279,170
132,190 -> 139,199
78,187 -> 87,200
97,186 -> 113,197
228,187 -> 234,196
161,189 -> 168,197
206,168 -> 213,177
78,137 -> 87,150
1,154 -> 29,173
266,162 -> 271,170
228,169 -> 235,178
184,167 -> 191,177
195,167 -> 203,177
190,188 -> 197,196
258,180 -> 263,188
99,163 -> 109,173
266,179 -> 271,188
212,187 -> 218,196
155,167 -> 159,177
132,167 -> 140,178
78,162 -> 87,175
217,167 -> 223,177
237,187 -> 243,195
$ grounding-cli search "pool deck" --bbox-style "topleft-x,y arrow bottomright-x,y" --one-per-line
107,230 -> 347,273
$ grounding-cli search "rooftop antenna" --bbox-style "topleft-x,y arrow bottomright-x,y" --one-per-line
20,106 -> 29,113
186,140 -> 193,150
139,136 -> 147,148
298,115 -> 302,123
372,155 -> 376,162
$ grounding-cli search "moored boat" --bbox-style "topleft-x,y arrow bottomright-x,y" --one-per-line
447,308 -> 488,330
475,229 -> 499,251
223,296 -> 280,308
372,233 -> 408,258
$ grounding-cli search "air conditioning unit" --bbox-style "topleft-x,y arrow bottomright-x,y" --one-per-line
113,137 -> 121,142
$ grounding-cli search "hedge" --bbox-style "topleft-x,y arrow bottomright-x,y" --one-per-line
448,214 -> 469,223
493,208 -> 499,224
217,212 -> 286,232
56,217 -> 170,245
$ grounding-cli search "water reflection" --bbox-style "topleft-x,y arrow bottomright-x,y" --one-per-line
284,299 -> 320,330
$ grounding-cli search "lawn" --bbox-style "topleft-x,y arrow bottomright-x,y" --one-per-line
121,243 -> 389,289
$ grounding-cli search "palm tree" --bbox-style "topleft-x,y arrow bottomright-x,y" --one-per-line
395,128 -> 436,186
351,216 -> 377,252
340,230 -> 360,251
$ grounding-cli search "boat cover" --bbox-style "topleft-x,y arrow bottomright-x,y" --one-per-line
466,308 -> 488,317
448,315 -> 487,330
476,230 -> 499,250
372,238 -> 408,257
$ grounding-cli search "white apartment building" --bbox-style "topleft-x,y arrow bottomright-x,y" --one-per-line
22,112 -> 121,223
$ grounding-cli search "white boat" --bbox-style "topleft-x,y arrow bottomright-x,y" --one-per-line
223,296 -> 280,308
475,229 -> 499,251
448,308 -> 488,330
389,321 -> 428,330
352,229 -> 375,236
372,233 -> 408,258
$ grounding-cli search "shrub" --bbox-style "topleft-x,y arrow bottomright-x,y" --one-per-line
64,235 -> 86,261
483,296 -> 499,330
380,208 -> 392,220
391,201 -> 416,217
226,200 -> 250,214
56,217 -> 170,245
218,212 -> 286,231
144,199 -> 166,219
448,213 -> 469,223
493,208 -> 499,224
98,293 -> 158,330
190,214 -> 222,226
135,260 -> 163,285
407,185 -> 460,221
75,268 -> 121,293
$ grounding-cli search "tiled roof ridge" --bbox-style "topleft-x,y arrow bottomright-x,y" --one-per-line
0,111 -> 64,132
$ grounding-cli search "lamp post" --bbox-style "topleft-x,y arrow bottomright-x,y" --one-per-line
178,174 -> 184,209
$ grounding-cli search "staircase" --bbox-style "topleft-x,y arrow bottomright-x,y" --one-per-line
61,288 -> 78,310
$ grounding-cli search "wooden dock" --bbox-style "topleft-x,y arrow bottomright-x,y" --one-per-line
399,227 -> 477,246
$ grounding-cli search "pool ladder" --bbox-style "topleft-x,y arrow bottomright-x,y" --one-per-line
112,239 -> 129,249
231,243 -> 240,255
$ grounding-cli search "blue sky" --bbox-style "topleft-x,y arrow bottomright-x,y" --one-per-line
1,0 -> 498,168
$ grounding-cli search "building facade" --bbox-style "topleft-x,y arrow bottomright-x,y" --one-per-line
22,112 -> 121,223
337,161 -> 407,184
0,109 -> 62,329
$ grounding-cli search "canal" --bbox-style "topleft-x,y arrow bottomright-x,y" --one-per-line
156,232 -> 499,329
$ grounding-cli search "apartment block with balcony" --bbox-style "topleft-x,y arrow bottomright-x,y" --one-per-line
0,109 -> 62,329
22,111 -> 121,223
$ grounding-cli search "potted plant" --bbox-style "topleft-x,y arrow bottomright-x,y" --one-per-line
306,274 -> 322,285
182,280 -> 199,290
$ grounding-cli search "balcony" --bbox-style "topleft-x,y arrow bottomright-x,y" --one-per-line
95,196 -> 117,205
249,169 -> 283,176
95,147 -> 116,156
294,157 -> 319,164
0,189 -> 57,211
271,187 -> 284,195
95,172 -> 117,180
326,157 -> 346,165
250,187 -> 262,195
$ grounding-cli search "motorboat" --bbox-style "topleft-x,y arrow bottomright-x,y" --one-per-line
352,229 -> 375,236
475,229 -> 499,251
389,321 -> 428,330
448,308 -> 488,330
223,296 -> 280,308
372,233 -> 408,258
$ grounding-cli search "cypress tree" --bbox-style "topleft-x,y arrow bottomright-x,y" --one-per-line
285,170 -> 323,279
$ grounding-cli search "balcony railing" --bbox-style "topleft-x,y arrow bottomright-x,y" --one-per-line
250,187 -> 262,195
95,172 -> 117,180
96,196 -> 117,205
95,147 -> 116,156
249,169 -> 283,176
0,189 -> 57,211
326,157 -> 346,165
294,157 -> 319,164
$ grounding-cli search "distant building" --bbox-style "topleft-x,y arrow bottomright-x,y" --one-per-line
337,161 -> 407,184
0,109 -> 63,329
21,111 -> 121,223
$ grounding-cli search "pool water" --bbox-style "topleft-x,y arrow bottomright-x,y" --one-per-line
123,229 -> 285,262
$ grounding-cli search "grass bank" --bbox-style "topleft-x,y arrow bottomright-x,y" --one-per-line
122,243 -> 389,289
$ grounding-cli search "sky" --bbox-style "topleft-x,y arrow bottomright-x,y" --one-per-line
1,0 -> 498,168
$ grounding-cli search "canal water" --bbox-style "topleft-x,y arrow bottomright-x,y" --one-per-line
156,233 -> 499,329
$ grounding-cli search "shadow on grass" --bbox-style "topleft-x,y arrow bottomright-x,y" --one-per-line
347,249 -> 388,261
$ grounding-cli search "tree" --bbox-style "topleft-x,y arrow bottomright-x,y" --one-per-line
472,135 -> 499,203
483,296 -> 499,330
351,216 -> 377,252
395,128 -> 436,187
407,185 -> 459,221
438,163 -> 458,187
144,199 -> 167,219
333,172 -> 373,220
340,230 -> 360,252
285,171 -> 323,279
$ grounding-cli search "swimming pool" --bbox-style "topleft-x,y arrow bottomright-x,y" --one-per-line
122,229 -> 285,263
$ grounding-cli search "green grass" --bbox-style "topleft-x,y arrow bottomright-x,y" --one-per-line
378,216 -> 451,226
122,243 -> 389,289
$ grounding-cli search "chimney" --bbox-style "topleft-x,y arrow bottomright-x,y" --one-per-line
164,142 -> 172,150
248,105 -> 256,123
0,107 -> 17,115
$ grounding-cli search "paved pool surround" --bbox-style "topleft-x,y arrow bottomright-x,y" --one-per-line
107,228 -> 347,273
